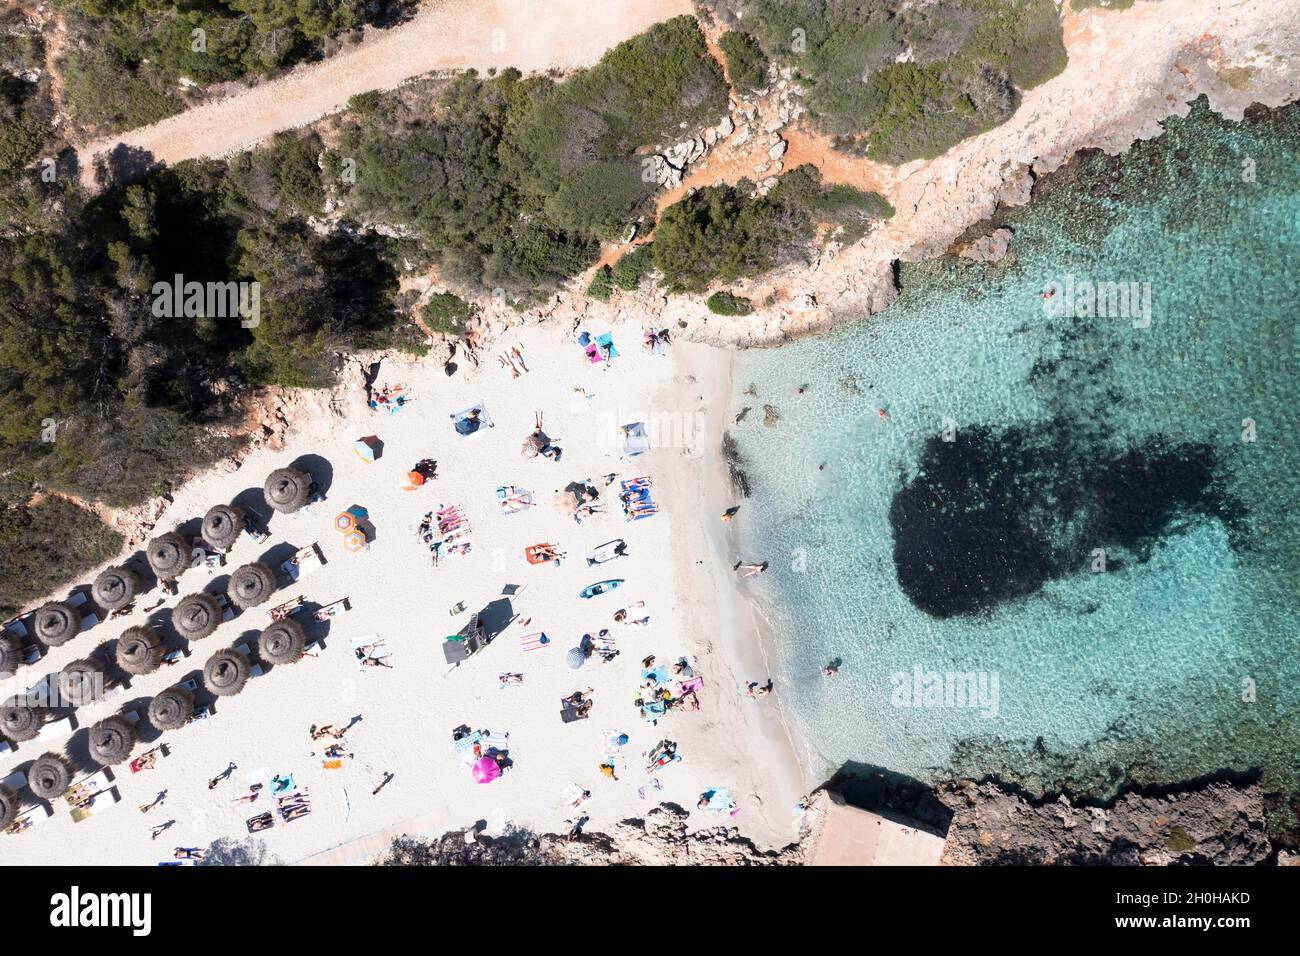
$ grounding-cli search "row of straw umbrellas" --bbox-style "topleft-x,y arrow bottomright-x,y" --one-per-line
0,468 -> 316,830
2,467 -> 314,659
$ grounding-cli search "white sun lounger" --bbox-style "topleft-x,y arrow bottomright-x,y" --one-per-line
281,544 -> 324,582
37,716 -> 73,743
71,786 -> 120,821
234,643 -> 265,677
8,802 -> 53,833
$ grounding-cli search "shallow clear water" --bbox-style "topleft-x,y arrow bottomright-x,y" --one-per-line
731,101 -> 1300,807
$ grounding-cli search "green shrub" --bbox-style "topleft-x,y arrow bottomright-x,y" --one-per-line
653,166 -> 888,290
738,0 -> 1067,163
59,46 -> 182,135
653,180 -> 812,292
706,291 -> 753,315
1166,826 -> 1196,852
223,131 -> 324,219
587,266 -> 615,301
719,31 -> 770,94
347,90 -> 383,115
611,243 -> 655,290
421,292 -> 475,336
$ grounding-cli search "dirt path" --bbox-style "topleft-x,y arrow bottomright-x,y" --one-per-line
76,0 -> 692,188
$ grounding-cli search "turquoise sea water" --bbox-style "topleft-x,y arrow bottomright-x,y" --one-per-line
731,101 -> 1300,814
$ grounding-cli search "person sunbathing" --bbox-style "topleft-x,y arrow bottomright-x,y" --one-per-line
132,749 -> 160,771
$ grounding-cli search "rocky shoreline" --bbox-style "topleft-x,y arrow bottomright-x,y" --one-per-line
459,0 -> 1300,351
370,776 -> 1295,866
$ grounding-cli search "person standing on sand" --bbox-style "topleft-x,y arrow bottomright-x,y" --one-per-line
207,762 -> 236,789
150,820 -> 175,840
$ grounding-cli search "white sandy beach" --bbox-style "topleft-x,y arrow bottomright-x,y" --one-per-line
0,321 -> 807,864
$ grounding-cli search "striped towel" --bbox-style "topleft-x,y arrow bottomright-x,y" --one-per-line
483,731 -> 510,752
520,631 -> 551,652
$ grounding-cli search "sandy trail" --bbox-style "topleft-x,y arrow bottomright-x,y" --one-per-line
75,0 -> 692,188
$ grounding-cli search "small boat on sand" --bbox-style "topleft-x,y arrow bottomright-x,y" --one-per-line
579,580 -> 624,599
586,539 -> 628,566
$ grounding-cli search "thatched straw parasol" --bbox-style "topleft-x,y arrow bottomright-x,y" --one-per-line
0,633 -> 21,676
148,686 -> 195,732
88,714 -> 136,766
147,531 -> 189,580
257,619 -> 306,666
204,647 -> 251,697
34,601 -> 80,647
58,658 -> 107,707
93,565 -> 138,610
27,753 -> 73,801
0,698 -> 43,742
229,562 -> 275,609
115,626 -> 164,675
0,784 -> 18,830
173,592 -> 221,640
202,504 -> 245,552
264,467 -> 311,513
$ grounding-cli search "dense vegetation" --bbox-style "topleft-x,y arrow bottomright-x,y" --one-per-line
55,0 -> 415,136
335,16 -> 726,300
0,129 -> 417,514
610,244 -> 657,291
653,165 -> 890,291
0,497 -> 122,616
718,30 -> 770,95
421,293 -> 476,337
709,0 -> 1067,162
0,9 -> 56,182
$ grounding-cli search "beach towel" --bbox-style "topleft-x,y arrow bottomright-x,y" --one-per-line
520,631 -> 551,652
596,333 -> 618,360
640,700 -> 667,723
247,812 -> 274,833
483,731 -> 510,752
701,787 -> 738,814
640,666 -> 671,685
321,759 -> 344,771
270,773 -> 295,795
679,676 -> 703,694
560,701 -> 588,723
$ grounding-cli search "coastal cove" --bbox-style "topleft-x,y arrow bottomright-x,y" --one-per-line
728,100 -> 1300,832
